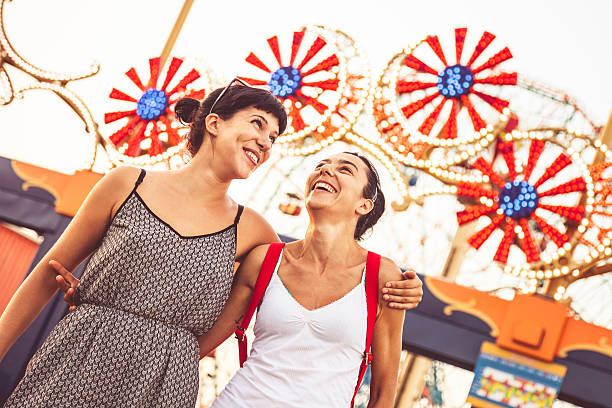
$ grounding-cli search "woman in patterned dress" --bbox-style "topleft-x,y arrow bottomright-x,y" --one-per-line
0,80 -> 422,407
0,82 -> 286,407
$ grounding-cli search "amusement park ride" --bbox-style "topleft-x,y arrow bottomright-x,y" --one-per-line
0,1 -> 611,407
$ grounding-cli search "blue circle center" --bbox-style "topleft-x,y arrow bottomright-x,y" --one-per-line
437,64 -> 474,99
137,89 -> 168,121
268,66 -> 302,98
498,180 -> 539,220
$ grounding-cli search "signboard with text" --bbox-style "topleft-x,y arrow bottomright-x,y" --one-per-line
467,342 -> 567,408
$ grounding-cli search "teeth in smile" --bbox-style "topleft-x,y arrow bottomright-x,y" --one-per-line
313,181 -> 336,193
245,150 -> 259,164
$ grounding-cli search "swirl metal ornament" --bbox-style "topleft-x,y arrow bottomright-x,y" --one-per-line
0,0 -> 100,168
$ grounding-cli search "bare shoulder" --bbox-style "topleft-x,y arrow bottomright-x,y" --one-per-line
239,206 -> 273,228
100,166 -> 142,190
96,167 -> 142,215
236,206 -> 280,259
378,256 -> 403,285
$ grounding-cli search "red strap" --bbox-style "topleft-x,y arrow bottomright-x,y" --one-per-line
235,242 -> 284,367
350,251 -> 380,408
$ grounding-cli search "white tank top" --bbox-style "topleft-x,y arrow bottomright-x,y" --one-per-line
211,249 -> 367,408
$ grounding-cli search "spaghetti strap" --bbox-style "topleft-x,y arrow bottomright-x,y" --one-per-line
234,205 -> 244,225
134,169 -> 146,188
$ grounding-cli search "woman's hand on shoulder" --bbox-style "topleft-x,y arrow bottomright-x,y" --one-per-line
380,257 -> 423,310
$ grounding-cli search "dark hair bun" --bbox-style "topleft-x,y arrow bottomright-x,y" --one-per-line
175,97 -> 200,124
179,85 -> 287,156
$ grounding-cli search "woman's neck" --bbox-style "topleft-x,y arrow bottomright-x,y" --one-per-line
173,153 -> 233,203
294,219 -> 363,272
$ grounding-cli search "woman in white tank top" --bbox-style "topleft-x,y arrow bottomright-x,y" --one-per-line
199,152 -> 406,407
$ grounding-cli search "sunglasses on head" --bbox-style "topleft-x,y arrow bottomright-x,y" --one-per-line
208,77 -> 252,115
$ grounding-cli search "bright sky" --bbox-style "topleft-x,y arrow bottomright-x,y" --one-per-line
0,0 -> 611,173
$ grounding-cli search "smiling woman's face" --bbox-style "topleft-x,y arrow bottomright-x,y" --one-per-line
305,152 -> 371,216
208,107 -> 280,179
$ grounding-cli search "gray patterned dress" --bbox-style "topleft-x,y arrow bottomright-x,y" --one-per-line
5,169 -> 242,407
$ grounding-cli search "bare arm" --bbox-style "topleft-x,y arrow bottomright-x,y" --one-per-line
368,257 -> 406,408
235,207 -> 280,264
197,244 -> 268,359
0,167 -> 138,361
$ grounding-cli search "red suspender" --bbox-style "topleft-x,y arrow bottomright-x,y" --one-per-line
235,242 -> 285,367
350,251 -> 380,408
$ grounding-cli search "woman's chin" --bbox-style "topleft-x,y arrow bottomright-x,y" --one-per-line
305,196 -> 332,210
236,171 -> 252,180
234,163 -> 257,179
